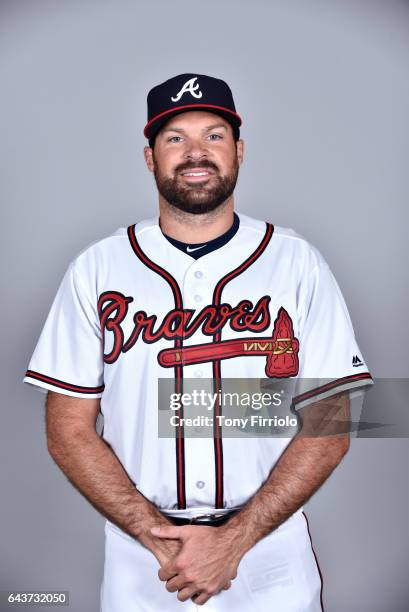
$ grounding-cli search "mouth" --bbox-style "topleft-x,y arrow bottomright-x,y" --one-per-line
179,168 -> 215,181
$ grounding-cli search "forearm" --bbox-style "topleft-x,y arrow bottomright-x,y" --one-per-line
222,392 -> 351,555
224,432 -> 348,556
47,427 -> 174,558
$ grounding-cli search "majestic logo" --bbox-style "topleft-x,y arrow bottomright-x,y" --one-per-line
98,292 -> 299,377
352,355 -> 363,367
171,77 -> 203,102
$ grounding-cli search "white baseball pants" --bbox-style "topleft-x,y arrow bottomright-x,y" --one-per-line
100,510 -> 323,612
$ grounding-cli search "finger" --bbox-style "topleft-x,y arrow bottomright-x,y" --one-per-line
177,586 -> 201,602
192,591 -> 211,606
165,575 -> 189,593
222,581 -> 232,590
150,525 -> 185,540
158,567 -> 177,581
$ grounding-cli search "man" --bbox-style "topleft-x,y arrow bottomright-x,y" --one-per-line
23,73 -> 373,611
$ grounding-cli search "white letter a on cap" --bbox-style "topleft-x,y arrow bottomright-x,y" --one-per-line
171,77 -> 203,102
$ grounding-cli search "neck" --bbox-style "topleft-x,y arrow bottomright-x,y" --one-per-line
158,197 -> 235,244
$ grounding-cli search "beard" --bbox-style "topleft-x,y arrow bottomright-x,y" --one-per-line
152,153 -> 240,215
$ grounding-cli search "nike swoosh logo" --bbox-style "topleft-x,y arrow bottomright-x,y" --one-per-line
186,245 -> 207,253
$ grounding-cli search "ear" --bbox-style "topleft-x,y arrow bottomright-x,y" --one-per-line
144,146 -> 154,172
236,138 -> 244,166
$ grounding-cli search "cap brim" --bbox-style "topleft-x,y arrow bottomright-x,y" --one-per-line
144,104 -> 242,139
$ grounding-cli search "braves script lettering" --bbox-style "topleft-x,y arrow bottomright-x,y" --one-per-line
98,291 -> 271,364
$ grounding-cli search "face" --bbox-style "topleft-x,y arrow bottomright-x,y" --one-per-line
144,111 -> 244,215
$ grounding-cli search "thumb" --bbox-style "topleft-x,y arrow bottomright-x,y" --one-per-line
150,525 -> 185,540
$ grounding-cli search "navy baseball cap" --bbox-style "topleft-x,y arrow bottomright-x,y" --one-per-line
144,73 -> 242,147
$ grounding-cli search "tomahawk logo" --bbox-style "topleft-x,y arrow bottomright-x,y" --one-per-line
171,77 -> 203,102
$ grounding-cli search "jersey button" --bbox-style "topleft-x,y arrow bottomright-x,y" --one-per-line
194,270 -> 203,279
194,294 -> 202,302
196,481 -> 205,489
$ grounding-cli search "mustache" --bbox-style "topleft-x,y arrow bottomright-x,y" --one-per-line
176,161 -> 218,173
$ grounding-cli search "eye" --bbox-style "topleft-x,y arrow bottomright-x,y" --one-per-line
168,136 -> 183,143
208,134 -> 222,140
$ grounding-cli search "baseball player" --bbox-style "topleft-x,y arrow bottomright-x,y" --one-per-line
23,73 -> 373,611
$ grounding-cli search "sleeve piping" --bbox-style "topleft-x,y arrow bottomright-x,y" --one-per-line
292,372 -> 373,409
24,370 -> 105,394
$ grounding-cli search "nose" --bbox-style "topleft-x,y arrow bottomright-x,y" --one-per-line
183,137 -> 210,161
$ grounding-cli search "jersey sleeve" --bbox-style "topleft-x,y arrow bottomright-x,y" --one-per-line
23,261 -> 105,398
292,261 -> 374,410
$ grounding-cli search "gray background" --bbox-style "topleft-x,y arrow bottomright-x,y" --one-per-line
1,0 -> 408,610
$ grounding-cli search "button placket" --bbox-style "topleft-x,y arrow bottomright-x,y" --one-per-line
182,264 -> 211,311
181,264 -> 215,505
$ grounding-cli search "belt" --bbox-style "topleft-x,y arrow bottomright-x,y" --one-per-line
165,509 -> 239,527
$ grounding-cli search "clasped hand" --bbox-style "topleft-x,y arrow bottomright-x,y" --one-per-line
150,524 -> 242,606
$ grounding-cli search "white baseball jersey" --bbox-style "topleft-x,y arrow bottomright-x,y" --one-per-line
24,209 -> 373,612
23,212 -> 373,611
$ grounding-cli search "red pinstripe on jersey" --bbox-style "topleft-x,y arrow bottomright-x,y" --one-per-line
127,221 -> 274,510
127,224 -> 187,510
211,222 -> 274,508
